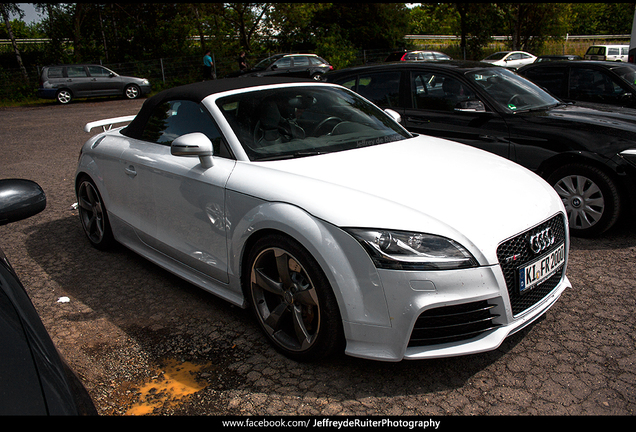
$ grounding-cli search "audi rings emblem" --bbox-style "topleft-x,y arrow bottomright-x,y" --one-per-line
529,228 -> 555,254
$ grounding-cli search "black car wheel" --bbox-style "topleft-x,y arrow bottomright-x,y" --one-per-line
77,177 -> 114,250
245,234 -> 344,361
124,84 -> 141,99
56,89 -> 73,104
548,164 -> 621,237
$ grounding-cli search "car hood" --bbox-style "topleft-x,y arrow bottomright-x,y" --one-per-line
519,103 -> 636,152
227,136 -> 563,262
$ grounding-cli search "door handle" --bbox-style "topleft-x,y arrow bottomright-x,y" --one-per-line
125,166 -> 137,177
407,116 -> 429,124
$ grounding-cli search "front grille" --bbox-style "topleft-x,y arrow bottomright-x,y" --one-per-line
496,214 -> 566,316
408,300 -> 501,347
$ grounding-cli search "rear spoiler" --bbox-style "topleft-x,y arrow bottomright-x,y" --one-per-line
84,115 -> 136,133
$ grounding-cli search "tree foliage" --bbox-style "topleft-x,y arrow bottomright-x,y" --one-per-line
2,2 -> 636,102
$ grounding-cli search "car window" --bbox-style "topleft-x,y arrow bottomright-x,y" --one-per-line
273,58 -> 292,69
569,68 -> 629,103
87,66 -> 112,77
521,66 -> 567,98
608,48 -> 620,56
586,47 -> 605,55
216,86 -> 410,161
508,53 -> 521,60
612,65 -> 636,89
293,56 -> 309,67
309,56 -> 326,66
411,72 -> 478,111
467,68 -> 559,112
141,100 -> 232,158
67,66 -> 88,77
354,72 -> 401,107
47,67 -> 64,78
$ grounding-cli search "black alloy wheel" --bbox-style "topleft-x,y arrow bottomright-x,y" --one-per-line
77,177 -> 114,250
245,234 -> 344,361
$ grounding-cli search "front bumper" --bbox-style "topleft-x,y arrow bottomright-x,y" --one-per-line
340,213 -> 570,362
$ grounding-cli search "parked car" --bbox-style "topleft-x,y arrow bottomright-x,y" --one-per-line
534,54 -> 582,62
37,64 -> 151,104
482,51 -> 537,69
0,179 -> 97,415
518,60 -> 636,109
585,45 -> 629,62
325,61 -> 636,237
385,50 -> 452,62
227,54 -> 332,80
75,77 -> 570,362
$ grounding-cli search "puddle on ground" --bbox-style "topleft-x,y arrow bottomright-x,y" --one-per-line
126,359 -> 212,415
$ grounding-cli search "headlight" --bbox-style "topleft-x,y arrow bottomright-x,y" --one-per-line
346,228 -> 478,270
619,149 -> 636,168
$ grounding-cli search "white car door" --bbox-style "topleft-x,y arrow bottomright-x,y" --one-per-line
121,99 -> 236,284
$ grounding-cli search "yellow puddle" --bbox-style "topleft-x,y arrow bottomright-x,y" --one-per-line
126,359 -> 211,415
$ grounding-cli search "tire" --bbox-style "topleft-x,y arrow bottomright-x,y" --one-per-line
124,84 -> 141,99
76,177 -> 115,250
311,73 -> 323,81
245,234 -> 344,361
56,89 -> 73,104
547,164 -> 621,237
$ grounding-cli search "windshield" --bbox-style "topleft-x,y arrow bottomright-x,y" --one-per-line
253,56 -> 281,70
216,85 -> 411,161
611,65 -> 636,89
484,52 -> 508,61
466,68 -> 560,112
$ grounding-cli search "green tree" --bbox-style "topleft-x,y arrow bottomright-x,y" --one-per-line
311,3 -> 411,50
499,3 -> 571,53
409,3 -> 458,35
569,3 -> 636,35
1,2 -> 28,80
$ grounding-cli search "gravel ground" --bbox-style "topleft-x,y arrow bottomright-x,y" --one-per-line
1,98 -> 634,417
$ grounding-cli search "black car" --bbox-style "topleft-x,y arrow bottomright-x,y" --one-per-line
518,60 -> 636,109
0,179 -> 97,415
228,53 -> 332,80
533,55 -> 582,63
325,61 -> 636,237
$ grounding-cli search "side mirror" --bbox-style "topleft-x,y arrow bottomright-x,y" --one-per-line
455,100 -> 487,113
171,132 -> 214,169
384,109 -> 402,124
0,179 -> 46,226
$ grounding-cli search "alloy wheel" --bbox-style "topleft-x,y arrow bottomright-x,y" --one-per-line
250,246 -> 322,354
57,90 -> 72,104
77,179 -> 111,248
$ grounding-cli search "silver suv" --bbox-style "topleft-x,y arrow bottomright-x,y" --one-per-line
37,64 -> 151,104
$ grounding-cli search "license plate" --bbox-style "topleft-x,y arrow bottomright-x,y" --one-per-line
519,243 -> 565,293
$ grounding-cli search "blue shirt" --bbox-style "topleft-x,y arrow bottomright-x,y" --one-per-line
203,54 -> 212,67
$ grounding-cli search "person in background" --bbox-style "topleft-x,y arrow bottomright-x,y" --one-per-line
237,51 -> 248,73
203,50 -> 214,80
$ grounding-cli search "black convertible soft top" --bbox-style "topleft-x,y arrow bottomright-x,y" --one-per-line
122,77 -> 323,139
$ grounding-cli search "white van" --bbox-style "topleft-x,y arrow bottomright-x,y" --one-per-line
584,45 -> 630,61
